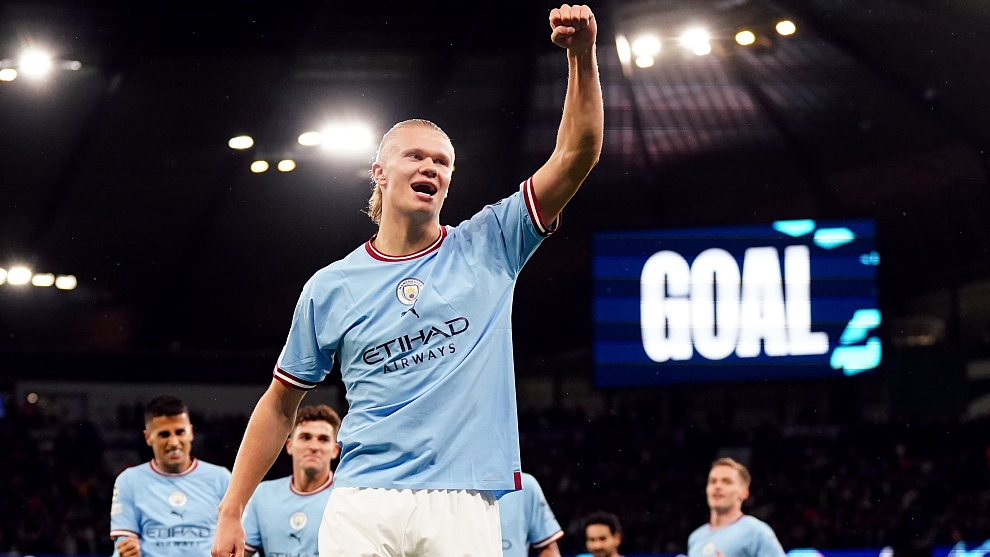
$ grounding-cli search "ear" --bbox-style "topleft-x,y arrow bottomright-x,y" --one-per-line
741,486 -> 750,501
372,162 -> 387,185
285,436 -> 294,456
143,429 -> 152,447
615,532 -> 622,546
188,423 -> 194,442
331,442 -> 341,460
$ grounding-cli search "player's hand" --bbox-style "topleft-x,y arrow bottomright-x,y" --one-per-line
549,4 -> 597,53
211,513 -> 246,557
116,537 -> 141,557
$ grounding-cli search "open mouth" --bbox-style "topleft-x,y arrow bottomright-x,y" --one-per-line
411,182 -> 438,197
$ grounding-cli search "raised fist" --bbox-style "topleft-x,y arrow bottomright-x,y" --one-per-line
549,4 -> 597,52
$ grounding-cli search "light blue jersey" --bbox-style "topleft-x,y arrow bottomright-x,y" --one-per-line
499,473 -> 563,557
110,459 -> 230,557
275,178 -> 555,494
688,515 -> 786,557
242,475 -> 332,557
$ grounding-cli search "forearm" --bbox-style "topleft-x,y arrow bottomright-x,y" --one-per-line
554,45 -> 604,179
538,541 -> 562,557
218,380 -> 304,518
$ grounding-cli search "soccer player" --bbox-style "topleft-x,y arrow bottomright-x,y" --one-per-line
212,4 -> 602,557
110,395 -> 231,557
242,405 -> 342,557
583,512 -> 623,557
499,472 -> 564,557
687,458 -> 786,557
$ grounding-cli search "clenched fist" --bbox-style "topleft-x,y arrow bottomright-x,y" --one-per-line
549,4 -> 597,53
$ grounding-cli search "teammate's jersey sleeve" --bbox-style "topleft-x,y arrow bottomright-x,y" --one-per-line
276,275 -> 346,388
241,496 -> 262,552
524,474 -> 563,548
458,177 -> 558,278
110,470 -> 141,539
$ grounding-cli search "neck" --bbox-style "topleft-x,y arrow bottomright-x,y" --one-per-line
155,457 -> 193,474
709,508 -> 743,528
292,468 -> 332,493
374,211 -> 439,256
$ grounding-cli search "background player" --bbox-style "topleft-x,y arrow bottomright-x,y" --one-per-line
212,4 -> 603,557
499,472 -> 564,557
242,405 -> 341,557
687,458 -> 786,557
110,395 -> 231,557
583,512 -> 624,557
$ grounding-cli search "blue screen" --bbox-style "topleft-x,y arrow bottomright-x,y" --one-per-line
593,219 -> 880,386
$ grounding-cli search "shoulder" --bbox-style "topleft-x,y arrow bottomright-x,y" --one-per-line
739,515 -> 774,532
520,472 -> 542,491
115,461 -> 150,485
194,460 -> 232,479
255,476 -> 290,495
688,523 -> 710,542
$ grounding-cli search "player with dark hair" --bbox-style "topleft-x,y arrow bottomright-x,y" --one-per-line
687,458 -> 786,557
110,395 -> 230,557
499,472 -> 564,557
583,512 -> 623,557
242,405 -> 342,557
212,4 -> 602,557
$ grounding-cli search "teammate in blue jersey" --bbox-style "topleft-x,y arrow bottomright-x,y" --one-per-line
687,458 -> 786,557
499,472 -> 564,557
110,396 -> 230,557
212,5 -> 603,557
242,405 -> 342,557
583,512 -> 623,557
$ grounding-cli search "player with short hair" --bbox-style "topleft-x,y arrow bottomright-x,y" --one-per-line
110,395 -> 231,557
499,472 -> 564,557
687,458 -> 786,557
242,405 -> 342,557
583,511 -> 623,557
212,5 -> 602,557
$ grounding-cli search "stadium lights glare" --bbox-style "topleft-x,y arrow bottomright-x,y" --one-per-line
27,393 -> 38,404
615,34 -> 632,68
277,160 -> 296,172
19,49 -> 53,78
31,273 -> 55,287
776,20 -> 796,36
250,160 -> 269,173
55,275 -> 77,290
635,55 -> 655,68
0,68 -> 16,82
320,124 -> 374,153
631,35 -> 661,57
65,61 -> 82,71
298,131 -> 323,146
0,267 -> 6,284
228,135 -> 254,150
680,28 -> 711,56
7,266 -> 32,285
735,30 -> 757,46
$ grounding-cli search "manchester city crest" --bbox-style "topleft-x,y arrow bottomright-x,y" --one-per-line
290,511 -> 308,530
396,278 -> 424,306
167,490 -> 188,508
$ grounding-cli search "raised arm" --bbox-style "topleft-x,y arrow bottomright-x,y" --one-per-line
531,4 -> 604,226
212,379 -> 306,557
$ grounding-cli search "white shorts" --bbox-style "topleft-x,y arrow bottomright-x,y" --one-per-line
319,487 -> 502,557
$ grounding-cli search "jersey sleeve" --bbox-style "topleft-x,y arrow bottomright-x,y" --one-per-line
752,522 -> 787,557
459,177 -> 559,277
524,475 -> 563,548
275,277 -> 339,389
109,472 -> 140,539
242,496 -> 263,552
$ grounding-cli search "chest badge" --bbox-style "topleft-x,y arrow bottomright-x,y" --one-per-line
290,511 -> 308,530
396,278 -> 424,318
167,490 -> 188,508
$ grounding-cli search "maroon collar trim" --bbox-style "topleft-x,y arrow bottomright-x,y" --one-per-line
365,226 -> 446,262
150,458 -> 198,476
288,473 -> 334,496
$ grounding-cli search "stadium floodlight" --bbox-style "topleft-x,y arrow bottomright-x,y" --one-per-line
0,68 -> 16,82
298,131 -> 323,146
615,34 -> 632,68
776,20 -> 796,36
64,61 -> 82,70
250,160 -> 269,173
277,160 -> 296,172
27,393 -> 38,404
31,273 -> 55,287
735,31 -> 756,46
228,135 -> 254,150
7,266 -> 32,285
635,55 -> 655,68
680,28 -> 711,56
631,35 -> 661,58
321,123 -> 374,153
19,49 -> 53,78
55,275 -> 77,290
0,267 -> 6,284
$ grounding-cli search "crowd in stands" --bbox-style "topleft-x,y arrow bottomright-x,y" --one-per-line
0,396 -> 987,556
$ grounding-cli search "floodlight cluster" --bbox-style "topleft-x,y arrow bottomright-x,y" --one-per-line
228,121 -> 375,173
617,19 -> 797,71
0,48 -> 82,82
0,266 -> 77,290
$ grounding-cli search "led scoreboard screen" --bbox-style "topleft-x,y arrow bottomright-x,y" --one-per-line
593,219 -> 880,386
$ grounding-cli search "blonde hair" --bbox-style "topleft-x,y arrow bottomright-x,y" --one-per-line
711,457 -> 752,488
366,119 -> 451,225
